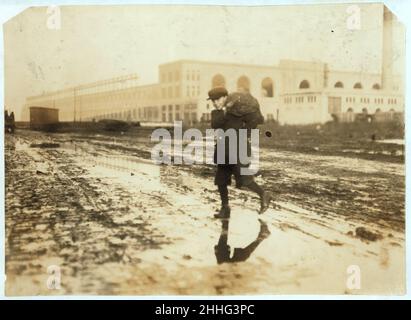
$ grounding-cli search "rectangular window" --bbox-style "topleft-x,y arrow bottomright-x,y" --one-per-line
328,97 -> 342,114
168,87 -> 173,98
175,86 -> 180,98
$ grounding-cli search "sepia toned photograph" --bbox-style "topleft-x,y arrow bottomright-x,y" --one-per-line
3,2 -> 406,296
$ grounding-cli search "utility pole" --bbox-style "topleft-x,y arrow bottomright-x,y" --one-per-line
73,87 -> 76,123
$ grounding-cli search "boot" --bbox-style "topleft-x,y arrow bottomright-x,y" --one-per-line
259,191 -> 274,214
214,205 -> 231,219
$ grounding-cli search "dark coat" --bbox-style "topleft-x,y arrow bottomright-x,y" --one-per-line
211,92 -> 264,164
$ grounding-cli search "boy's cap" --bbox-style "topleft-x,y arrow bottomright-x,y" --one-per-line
207,87 -> 228,101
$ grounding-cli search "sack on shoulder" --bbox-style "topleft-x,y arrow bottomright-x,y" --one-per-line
225,92 -> 260,117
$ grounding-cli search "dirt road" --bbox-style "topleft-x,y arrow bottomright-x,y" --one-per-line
5,130 -> 405,295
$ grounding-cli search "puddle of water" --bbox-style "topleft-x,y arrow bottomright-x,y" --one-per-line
376,139 -> 404,145
262,149 -> 404,176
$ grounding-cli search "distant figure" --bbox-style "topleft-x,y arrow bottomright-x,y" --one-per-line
4,109 -> 15,133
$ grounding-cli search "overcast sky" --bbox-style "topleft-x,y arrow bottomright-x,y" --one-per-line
4,3 -> 405,120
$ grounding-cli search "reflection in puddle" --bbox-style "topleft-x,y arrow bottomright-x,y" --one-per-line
214,218 -> 271,264
60,140 -> 158,176
376,139 -> 404,145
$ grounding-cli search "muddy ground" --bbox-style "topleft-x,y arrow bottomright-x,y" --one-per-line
4,129 -> 405,295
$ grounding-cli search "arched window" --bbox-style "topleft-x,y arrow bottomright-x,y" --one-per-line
334,81 -> 344,88
347,108 -> 354,113
237,75 -> 250,92
362,108 -> 368,114
299,80 -> 310,89
372,83 -> 381,90
211,74 -> 226,88
354,82 -> 363,89
261,77 -> 273,97
375,108 -> 381,113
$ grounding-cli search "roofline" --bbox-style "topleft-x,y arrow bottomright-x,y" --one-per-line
159,59 -> 277,70
29,106 -> 59,110
329,69 -> 381,77
160,59 -> 390,78
26,82 -> 159,100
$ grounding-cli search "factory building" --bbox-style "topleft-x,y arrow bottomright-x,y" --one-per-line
23,6 -> 404,125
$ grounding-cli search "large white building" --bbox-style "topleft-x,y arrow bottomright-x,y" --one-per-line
24,6 -> 404,125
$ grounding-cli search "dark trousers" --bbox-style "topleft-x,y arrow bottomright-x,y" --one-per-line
215,164 -> 264,206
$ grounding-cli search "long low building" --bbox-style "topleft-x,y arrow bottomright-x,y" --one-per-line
23,7 -> 404,125
23,57 -> 404,125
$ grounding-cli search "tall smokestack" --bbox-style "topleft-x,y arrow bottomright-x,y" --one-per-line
382,6 -> 394,91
